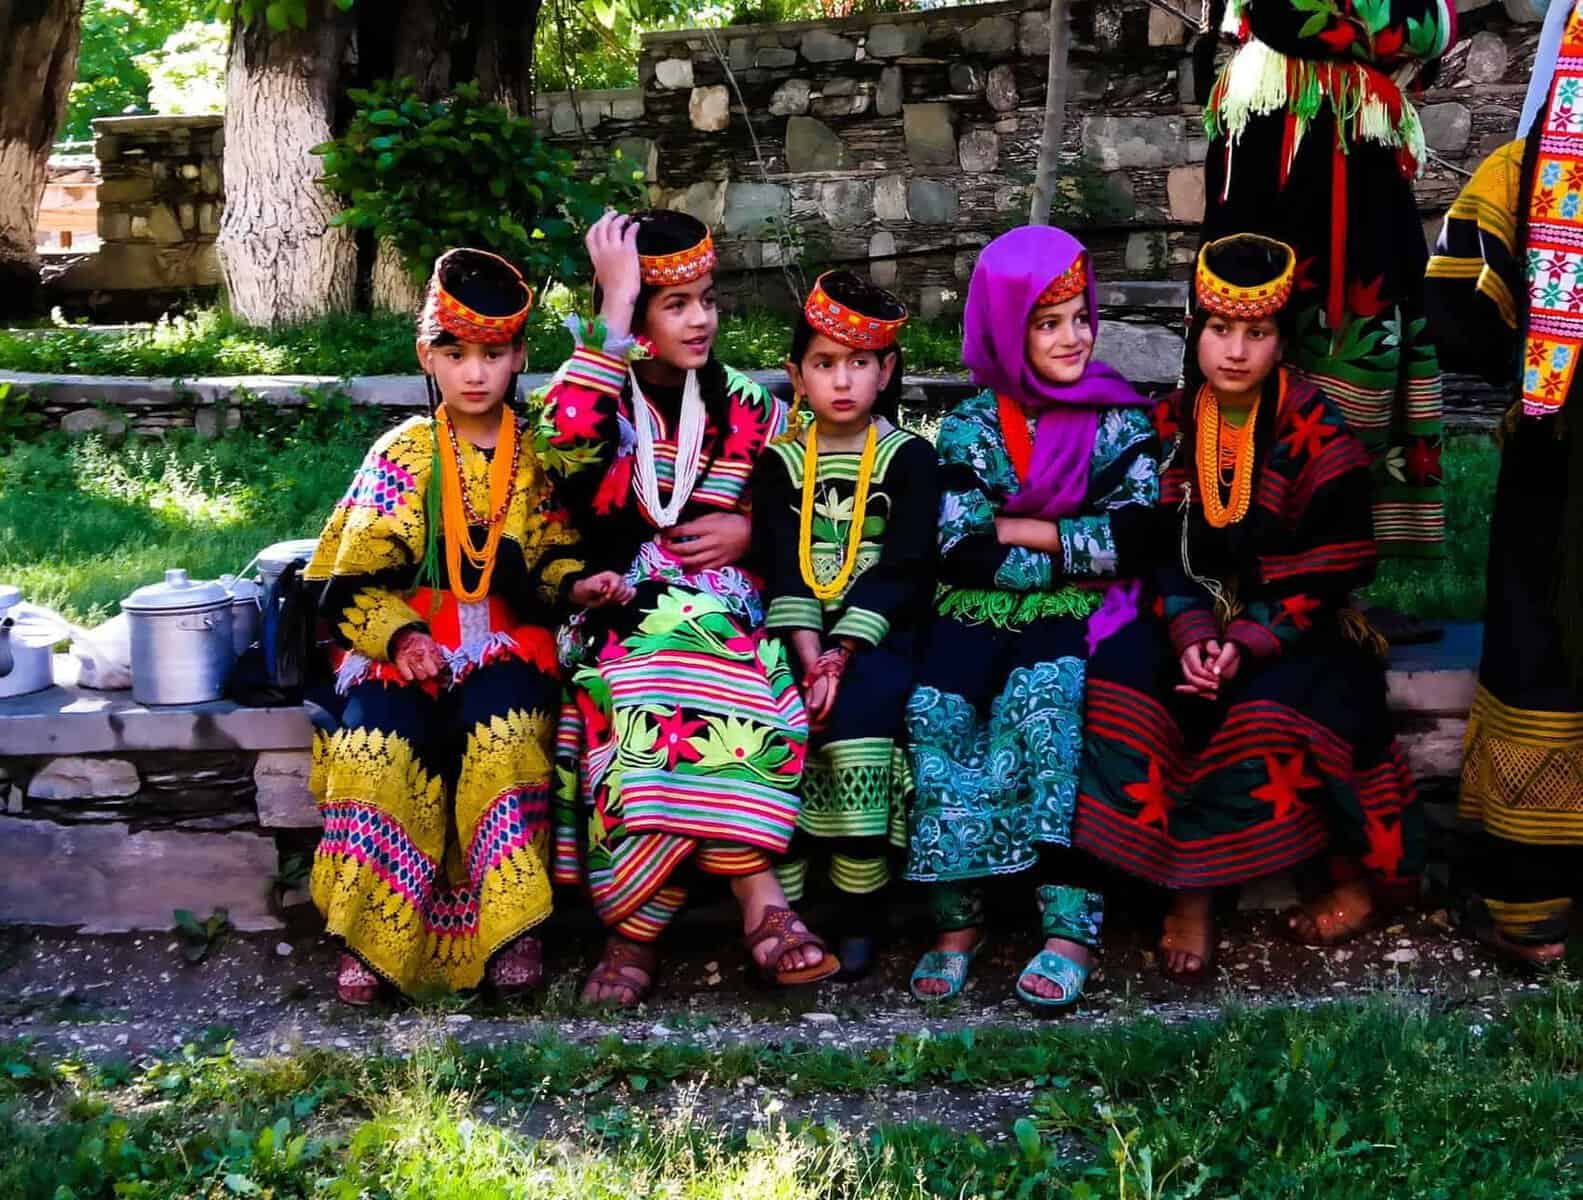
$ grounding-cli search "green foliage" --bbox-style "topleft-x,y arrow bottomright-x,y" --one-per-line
218,0 -> 357,33
64,0 -> 215,141
0,384 -> 44,453
172,907 -> 234,963
313,77 -> 645,289
140,18 -> 228,116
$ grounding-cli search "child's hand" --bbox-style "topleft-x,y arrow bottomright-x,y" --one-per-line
391,629 -> 448,683
570,571 -> 636,609
586,211 -> 641,339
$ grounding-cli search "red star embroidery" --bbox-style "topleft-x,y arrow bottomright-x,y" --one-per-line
1405,439 -> 1441,486
1294,255 -> 1321,294
1281,405 -> 1337,460
1124,758 -> 1172,828
650,707 -> 707,770
1250,752 -> 1319,823
1361,811 -> 1406,879
1274,594 -> 1322,631
1317,21 -> 1355,51
1346,276 -> 1388,319
1528,342 -> 1548,369
1567,163 -> 1583,191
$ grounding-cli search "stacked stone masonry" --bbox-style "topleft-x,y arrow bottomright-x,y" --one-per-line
526,0 -> 1547,314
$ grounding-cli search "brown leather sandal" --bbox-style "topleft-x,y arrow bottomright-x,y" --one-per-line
1158,913 -> 1214,986
487,935 -> 544,995
336,952 -> 380,1007
580,938 -> 658,1007
744,905 -> 841,985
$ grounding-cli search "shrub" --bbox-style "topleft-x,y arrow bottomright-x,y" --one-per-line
313,78 -> 646,289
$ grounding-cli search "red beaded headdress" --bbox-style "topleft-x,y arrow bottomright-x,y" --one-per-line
1034,252 -> 1089,308
639,233 -> 718,286
424,248 -> 534,344
803,271 -> 909,350
1194,234 -> 1296,320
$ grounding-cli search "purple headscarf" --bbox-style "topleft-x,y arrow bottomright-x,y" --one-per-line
961,225 -> 1151,651
962,225 -> 1149,523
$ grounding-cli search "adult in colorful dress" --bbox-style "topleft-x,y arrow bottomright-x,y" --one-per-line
1074,234 -> 1422,982
751,271 -> 940,979
1425,1 -> 1583,968
306,249 -> 627,1004
1198,0 -> 1457,559
541,210 -> 835,1005
904,226 -> 1158,1008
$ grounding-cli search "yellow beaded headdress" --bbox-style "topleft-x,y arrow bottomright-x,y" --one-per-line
1034,252 -> 1089,308
422,247 -> 534,344
1194,234 -> 1296,320
803,270 -> 909,350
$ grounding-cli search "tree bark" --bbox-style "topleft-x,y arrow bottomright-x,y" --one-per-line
0,0 -> 84,320
1027,0 -> 1071,226
371,237 -> 423,313
217,3 -> 357,326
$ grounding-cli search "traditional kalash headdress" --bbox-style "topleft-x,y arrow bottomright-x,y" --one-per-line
414,248 -> 534,604
1193,234 -> 1296,321
633,209 -> 717,288
1034,251 -> 1089,309
803,270 -> 909,351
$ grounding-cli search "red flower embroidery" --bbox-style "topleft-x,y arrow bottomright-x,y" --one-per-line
553,392 -> 604,443
1346,276 -> 1388,319
1361,810 -> 1406,879
1151,397 -> 1180,440
1281,404 -> 1337,460
1405,439 -> 1441,486
723,397 -> 767,460
1274,594 -> 1322,631
1316,22 -> 1355,51
1373,26 -> 1403,59
650,707 -> 707,769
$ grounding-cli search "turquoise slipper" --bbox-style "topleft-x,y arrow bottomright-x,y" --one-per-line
908,942 -> 982,1001
1014,946 -> 1090,1009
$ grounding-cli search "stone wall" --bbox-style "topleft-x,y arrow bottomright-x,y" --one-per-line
48,115 -> 224,319
528,0 -> 1547,316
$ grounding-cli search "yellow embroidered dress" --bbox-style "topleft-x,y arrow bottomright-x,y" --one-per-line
304,413 -> 586,994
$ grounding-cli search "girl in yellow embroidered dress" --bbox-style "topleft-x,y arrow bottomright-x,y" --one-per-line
304,248 -> 630,1004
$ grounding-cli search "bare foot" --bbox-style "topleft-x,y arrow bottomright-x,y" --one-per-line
1018,937 -> 1092,1001
914,927 -> 982,997
1160,891 -> 1213,980
580,936 -> 657,1007
1475,925 -> 1567,971
1283,879 -> 1375,946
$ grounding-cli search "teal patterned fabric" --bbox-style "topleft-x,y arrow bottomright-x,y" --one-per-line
1036,884 -> 1104,946
995,544 -> 1055,591
905,656 -> 1087,881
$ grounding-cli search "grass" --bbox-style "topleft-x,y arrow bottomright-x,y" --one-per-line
3,982 -> 1583,1198
0,305 -> 972,378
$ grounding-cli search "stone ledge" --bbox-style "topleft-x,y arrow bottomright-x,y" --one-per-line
0,682 -> 314,758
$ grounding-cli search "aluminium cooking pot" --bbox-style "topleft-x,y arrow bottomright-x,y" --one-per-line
0,585 -> 55,699
120,569 -> 235,706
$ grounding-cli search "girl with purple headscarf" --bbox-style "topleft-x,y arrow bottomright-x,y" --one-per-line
904,226 -> 1157,1009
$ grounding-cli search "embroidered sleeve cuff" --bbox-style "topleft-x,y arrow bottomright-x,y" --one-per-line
1226,616 -> 1283,660
559,345 -> 628,397
1058,515 -> 1119,578
1168,608 -> 1219,656
994,545 -> 1055,592
765,595 -> 825,632
337,588 -> 426,661
830,605 -> 889,647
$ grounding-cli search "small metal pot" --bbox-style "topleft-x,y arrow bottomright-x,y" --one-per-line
0,586 -> 55,699
121,569 -> 234,706
219,574 -> 262,657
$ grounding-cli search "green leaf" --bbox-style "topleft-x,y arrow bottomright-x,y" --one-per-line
1298,12 -> 1329,37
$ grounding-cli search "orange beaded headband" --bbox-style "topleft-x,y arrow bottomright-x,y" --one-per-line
639,233 -> 718,286
1035,253 -> 1089,308
1194,235 -> 1296,320
804,272 -> 909,350
429,248 -> 534,344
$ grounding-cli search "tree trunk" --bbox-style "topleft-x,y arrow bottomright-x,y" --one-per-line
217,3 -> 356,326
1027,0 -> 1071,226
0,0 -> 84,320
371,237 -> 423,313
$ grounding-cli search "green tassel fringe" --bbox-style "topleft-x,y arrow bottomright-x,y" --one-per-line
935,585 -> 1104,631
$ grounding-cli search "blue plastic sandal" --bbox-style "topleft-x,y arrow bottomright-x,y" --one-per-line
908,942 -> 982,1001
1014,947 -> 1090,1009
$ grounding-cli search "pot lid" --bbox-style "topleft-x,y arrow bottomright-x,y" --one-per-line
257,539 -> 319,569
0,585 -> 19,614
219,573 -> 261,601
121,569 -> 231,613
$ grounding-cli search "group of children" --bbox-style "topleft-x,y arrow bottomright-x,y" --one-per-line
302,208 -> 1420,1011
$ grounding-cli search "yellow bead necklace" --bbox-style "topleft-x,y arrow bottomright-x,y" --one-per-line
798,421 -> 879,601
1194,384 -> 1260,529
